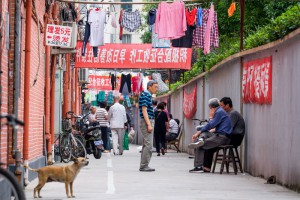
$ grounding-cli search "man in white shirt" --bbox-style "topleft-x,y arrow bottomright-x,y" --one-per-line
108,93 -> 127,155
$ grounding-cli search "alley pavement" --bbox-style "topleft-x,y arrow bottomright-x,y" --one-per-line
25,145 -> 300,200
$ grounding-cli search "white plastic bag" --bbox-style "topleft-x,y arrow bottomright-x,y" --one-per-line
128,128 -> 135,143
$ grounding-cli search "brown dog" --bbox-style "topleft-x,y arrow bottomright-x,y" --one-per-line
25,157 -> 89,198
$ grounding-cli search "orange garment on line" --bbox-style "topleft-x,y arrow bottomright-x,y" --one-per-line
228,2 -> 236,17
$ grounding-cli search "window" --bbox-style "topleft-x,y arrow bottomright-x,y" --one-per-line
122,34 -> 132,44
121,0 -> 132,10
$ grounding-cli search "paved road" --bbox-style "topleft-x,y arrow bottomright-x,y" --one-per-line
25,145 -> 300,200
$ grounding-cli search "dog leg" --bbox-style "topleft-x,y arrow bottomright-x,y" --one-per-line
33,187 -> 37,198
70,181 -> 75,198
36,175 -> 47,198
34,182 -> 46,198
65,182 -> 72,198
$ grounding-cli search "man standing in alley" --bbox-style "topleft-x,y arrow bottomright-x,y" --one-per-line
108,93 -> 127,155
139,80 -> 158,172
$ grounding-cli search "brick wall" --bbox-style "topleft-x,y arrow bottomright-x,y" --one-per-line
0,0 -> 47,164
20,0 -> 46,161
7,0 -> 16,165
0,0 -> 9,165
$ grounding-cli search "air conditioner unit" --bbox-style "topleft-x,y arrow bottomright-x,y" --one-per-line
61,22 -> 78,49
79,68 -> 89,84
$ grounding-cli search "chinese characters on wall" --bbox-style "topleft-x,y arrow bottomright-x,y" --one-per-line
242,56 -> 272,104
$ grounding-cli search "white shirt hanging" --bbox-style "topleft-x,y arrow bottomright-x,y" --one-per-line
88,9 -> 106,46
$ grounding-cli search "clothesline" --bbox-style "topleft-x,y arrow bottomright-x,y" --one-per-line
58,0 -> 203,5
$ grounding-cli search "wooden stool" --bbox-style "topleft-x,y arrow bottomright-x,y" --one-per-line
233,146 -> 243,173
212,145 -> 238,175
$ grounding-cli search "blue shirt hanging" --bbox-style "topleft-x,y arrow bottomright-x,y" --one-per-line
197,8 -> 203,27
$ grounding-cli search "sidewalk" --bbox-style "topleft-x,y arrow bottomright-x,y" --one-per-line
25,145 -> 300,200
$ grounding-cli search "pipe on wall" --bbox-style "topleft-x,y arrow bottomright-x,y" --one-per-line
75,69 -> 79,114
63,54 -> 70,117
23,0 -> 33,185
45,36 -> 51,160
23,0 -> 32,160
13,0 -> 21,153
50,54 -> 56,164
49,1 -> 58,164
13,0 -> 23,183
44,7 -> 53,162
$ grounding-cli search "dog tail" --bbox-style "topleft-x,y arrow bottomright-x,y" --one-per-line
24,165 -> 39,172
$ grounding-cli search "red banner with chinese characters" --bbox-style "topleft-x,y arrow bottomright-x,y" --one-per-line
88,75 -> 120,91
242,56 -> 272,104
75,42 -> 192,69
183,85 -> 197,119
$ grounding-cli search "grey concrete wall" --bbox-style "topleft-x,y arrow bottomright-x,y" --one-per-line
205,60 -> 241,112
156,30 -> 300,190
243,37 -> 300,189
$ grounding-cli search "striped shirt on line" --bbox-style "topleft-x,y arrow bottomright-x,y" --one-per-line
139,90 -> 154,119
96,108 -> 109,127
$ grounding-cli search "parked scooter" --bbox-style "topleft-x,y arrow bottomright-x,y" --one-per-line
67,111 -> 103,159
82,122 -> 104,159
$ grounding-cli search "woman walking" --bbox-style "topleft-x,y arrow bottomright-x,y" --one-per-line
154,102 -> 169,156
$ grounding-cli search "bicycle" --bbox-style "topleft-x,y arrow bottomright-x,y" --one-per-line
58,112 -> 87,163
0,114 -> 26,200
192,118 -> 209,131
67,111 -> 103,159
67,111 -> 88,145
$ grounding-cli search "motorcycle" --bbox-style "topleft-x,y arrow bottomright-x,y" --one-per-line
82,122 -> 104,159
68,111 -> 103,159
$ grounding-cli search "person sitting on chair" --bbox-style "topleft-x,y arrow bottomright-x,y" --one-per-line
166,114 -> 179,142
188,98 -> 232,173
202,97 -> 246,172
219,97 -> 245,141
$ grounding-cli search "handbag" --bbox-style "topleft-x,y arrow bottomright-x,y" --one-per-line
123,131 -> 129,150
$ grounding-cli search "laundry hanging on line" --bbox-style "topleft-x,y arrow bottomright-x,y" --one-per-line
121,10 -> 142,32
155,1 -> 187,40
82,8 -> 106,57
147,9 -> 171,48
171,7 -> 198,48
119,73 -> 132,96
192,6 -> 219,52
228,2 -> 236,17
79,2 -> 220,58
